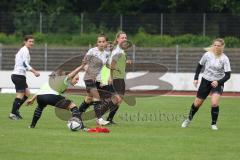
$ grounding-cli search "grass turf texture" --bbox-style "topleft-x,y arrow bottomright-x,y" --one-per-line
0,93 -> 239,160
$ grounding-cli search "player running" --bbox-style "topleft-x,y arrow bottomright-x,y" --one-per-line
107,31 -> 132,123
78,33 -> 111,125
181,38 -> 231,130
9,35 -> 40,120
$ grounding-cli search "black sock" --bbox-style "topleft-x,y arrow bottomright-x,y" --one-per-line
30,106 -> 44,127
79,101 -> 91,112
188,103 -> 199,120
22,95 -> 28,104
11,96 -> 28,114
100,104 -> 109,117
107,105 -> 119,121
211,106 -> 219,125
70,106 -> 81,119
11,98 -> 22,114
101,99 -> 115,116
93,101 -> 103,119
70,106 -> 84,128
18,95 -> 28,110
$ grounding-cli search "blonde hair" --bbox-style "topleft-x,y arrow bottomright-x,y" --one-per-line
113,31 -> 126,46
204,46 -> 213,52
204,38 -> 225,53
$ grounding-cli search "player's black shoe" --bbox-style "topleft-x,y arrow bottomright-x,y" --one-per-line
108,120 -> 117,125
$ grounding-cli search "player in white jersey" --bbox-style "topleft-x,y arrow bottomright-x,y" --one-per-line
78,34 -> 111,125
9,35 -> 40,120
182,38 -> 231,130
26,65 -> 84,129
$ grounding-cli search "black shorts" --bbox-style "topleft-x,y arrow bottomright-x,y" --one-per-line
84,79 -> 98,93
113,79 -> 125,96
37,94 -> 71,109
11,74 -> 28,92
197,78 -> 224,99
96,82 -> 114,99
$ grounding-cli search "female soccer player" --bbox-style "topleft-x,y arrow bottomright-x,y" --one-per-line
27,65 -> 84,129
78,33 -> 111,125
181,38 -> 231,130
98,41 -> 118,124
107,31 -> 132,123
9,35 -> 40,120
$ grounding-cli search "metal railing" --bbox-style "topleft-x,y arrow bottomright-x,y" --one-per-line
1,43 -> 240,73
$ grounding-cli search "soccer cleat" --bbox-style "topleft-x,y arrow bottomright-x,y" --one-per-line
9,113 -> 20,120
181,118 -> 191,128
96,118 -> 110,126
211,125 -> 218,130
108,120 -> 117,125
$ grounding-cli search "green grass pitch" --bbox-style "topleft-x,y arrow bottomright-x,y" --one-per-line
0,93 -> 239,160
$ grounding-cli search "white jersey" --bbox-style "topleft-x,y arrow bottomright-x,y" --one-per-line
12,46 -> 33,76
199,51 -> 231,81
83,47 -> 110,81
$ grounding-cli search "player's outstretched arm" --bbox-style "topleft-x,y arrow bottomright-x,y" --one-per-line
67,65 -> 84,79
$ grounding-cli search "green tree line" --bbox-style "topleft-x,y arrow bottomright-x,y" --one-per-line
1,0 -> 240,40
1,32 -> 240,48
1,0 -> 240,14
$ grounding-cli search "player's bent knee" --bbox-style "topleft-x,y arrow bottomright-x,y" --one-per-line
117,98 -> 123,104
111,96 -> 120,105
68,102 -> 77,109
85,96 -> 93,103
111,98 -> 118,105
92,98 -> 100,102
211,103 -> 219,107
194,99 -> 204,107
25,89 -> 31,96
